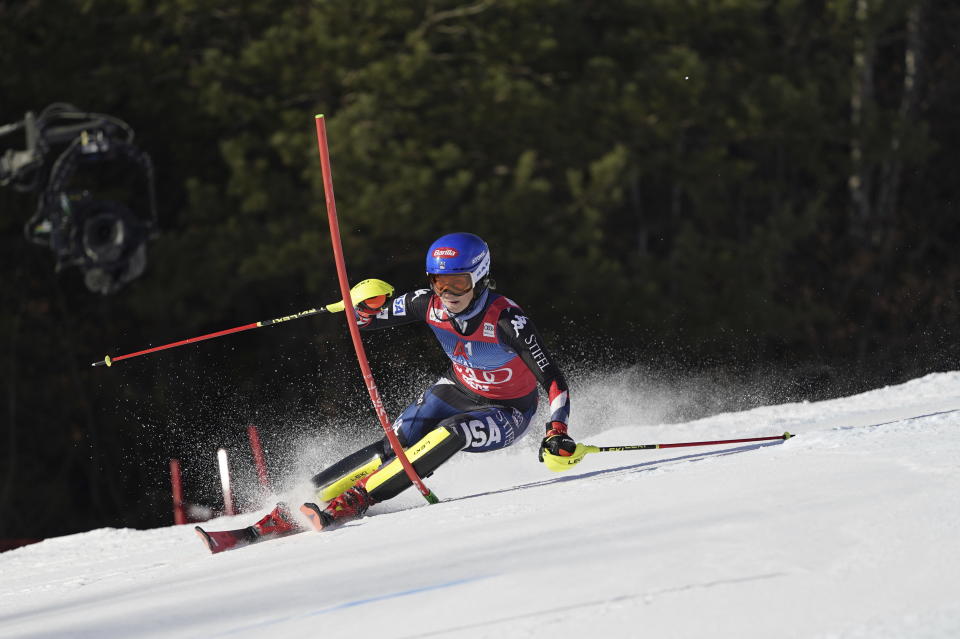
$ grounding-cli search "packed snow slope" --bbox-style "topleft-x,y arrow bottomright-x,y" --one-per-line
3,372 -> 960,639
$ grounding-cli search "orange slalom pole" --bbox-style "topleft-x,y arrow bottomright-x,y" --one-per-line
313,114 -> 437,504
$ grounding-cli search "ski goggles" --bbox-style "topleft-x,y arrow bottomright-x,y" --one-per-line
429,273 -> 473,296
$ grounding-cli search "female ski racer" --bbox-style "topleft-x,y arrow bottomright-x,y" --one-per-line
252,232 -> 577,536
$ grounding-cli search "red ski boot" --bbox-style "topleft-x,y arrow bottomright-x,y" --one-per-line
300,484 -> 373,532
250,502 -> 304,539
195,502 -> 304,554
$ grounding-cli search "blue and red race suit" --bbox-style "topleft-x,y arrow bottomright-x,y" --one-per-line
358,288 -> 570,453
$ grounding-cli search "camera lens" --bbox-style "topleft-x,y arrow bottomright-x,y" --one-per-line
82,211 -> 126,263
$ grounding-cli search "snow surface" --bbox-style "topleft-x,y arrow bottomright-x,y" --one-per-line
3,372 -> 960,638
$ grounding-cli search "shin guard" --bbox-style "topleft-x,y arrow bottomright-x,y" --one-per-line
311,439 -> 388,503
364,425 -> 466,503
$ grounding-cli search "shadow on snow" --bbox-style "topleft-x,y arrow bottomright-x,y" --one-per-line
447,439 -> 788,504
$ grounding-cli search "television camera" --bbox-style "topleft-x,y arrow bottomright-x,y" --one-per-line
1,103 -> 158,294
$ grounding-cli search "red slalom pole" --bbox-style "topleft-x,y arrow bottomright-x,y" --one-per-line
169,459 -> 186,525
313,114 -> 437,504
247,425 -> 270,490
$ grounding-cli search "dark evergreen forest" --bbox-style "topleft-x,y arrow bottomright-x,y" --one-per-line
1,0 -> 958,540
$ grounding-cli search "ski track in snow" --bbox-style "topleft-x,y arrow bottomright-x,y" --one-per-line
2,372 -> 960,638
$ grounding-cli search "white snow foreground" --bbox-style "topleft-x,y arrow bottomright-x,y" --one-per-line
3,372 -> 960,639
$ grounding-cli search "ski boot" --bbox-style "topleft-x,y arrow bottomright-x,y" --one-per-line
300,484 -> 373,531
249,502 -> 304,539
195,502 -> 304,554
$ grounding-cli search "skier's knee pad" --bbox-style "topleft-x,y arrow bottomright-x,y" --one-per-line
365,425 -> 467,503
312,439 -> 390,503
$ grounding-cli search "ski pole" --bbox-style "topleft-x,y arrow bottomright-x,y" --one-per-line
314,113 -> 437,505
591,432 -> 794,452
542,432 -> 794,471
91,278 -> 394,367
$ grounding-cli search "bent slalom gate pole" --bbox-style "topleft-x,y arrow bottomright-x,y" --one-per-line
543,432 -> 795,471
314,114 -> 438,504
90,279 -> 393,367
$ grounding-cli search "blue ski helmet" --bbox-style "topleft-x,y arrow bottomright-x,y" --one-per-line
425,232 -> 491,292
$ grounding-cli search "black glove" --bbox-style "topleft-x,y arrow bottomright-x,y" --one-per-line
539,421 -> 576,462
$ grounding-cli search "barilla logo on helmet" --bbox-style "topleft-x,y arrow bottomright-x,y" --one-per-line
432,247 -> 459,258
